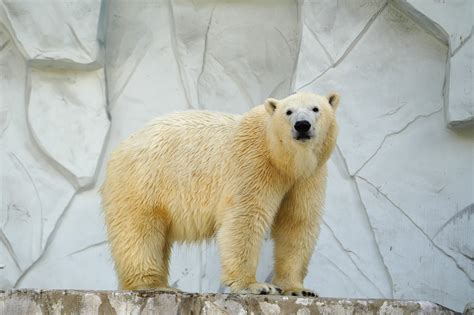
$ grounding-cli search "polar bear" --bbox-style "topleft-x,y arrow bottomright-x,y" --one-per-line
101,92 -> 340,296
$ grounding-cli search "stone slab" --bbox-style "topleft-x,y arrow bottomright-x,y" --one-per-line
0,290 -> 459,315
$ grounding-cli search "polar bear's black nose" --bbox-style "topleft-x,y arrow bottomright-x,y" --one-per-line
294,120 -> 311,133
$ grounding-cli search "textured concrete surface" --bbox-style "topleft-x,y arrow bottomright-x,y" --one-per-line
0,290 -> 460,315
1,0 -> 473,313
0,0 -> 104,68
393,0 -> 473,127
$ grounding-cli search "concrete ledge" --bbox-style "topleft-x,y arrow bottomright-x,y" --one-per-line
0,290 -> 460,314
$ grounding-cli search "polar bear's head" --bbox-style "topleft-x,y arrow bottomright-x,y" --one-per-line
263,92 -> 340,174
264,91 -> 339,143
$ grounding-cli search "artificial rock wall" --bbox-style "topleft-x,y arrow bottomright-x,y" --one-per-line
0,0 -> 473,312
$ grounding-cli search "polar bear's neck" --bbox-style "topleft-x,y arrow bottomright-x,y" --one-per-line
266,134 -> 320,180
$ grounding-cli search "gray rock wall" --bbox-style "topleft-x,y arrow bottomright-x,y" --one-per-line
1,0 -> 472,312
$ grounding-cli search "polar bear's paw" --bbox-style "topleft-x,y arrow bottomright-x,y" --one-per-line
237,282 -> 283,295
283,288 -> 318,297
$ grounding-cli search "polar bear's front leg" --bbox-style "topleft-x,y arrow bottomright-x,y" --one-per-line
217,205 -> 282,295
271,169 -> 326,297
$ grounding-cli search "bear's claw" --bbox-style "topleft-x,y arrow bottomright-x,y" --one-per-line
285,289 -> 318,297
238,283 -> 282,295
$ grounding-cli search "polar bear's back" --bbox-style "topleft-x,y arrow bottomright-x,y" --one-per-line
116,109 -> 240,158
149,110 -> 240,130
138,110 -> 241,166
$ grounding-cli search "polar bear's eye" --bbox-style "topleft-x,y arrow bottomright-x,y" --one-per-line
286,110 -> 293,116
312,107 -> 319,113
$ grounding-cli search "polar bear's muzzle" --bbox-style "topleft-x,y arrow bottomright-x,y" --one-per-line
294,120 -> 313,141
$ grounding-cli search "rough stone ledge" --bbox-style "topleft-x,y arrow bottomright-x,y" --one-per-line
0,289 -> 461,315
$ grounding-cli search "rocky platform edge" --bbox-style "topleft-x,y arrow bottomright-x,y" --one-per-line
0,289 -> 465,314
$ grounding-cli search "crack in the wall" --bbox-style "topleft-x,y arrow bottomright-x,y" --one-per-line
103,63 -> 111,121
447,245 -> 474,262
66,23 -> 93,61
0,108 -> 9,136
273,25 -> 299,97
323,201 -> 386,297
209,54 -> 254,109
297,1 -> 388,90
90,2 -> 112,193
303,20 -> 335,65
0,38 -> 10,52
352,107 -> 443,176
65,240 -> 107,257
14,192 -> 77,288
196,5 -> 217,109
274,27 -> 294,57
96,0 -> 109,49
0,228 -> 22,272
24,68 -> 85,190
322,220 -> 360,260
9,152 -> 44,250
330,0 -> 387,69
318,252 -> 367,297
442,49 -> 450,126
433,204 -> 474,239
100,0 -> 111,121
167,0 -> 192,110
356,175 -> 474,283
289,0 -> 303,92
297,66 -> 332,92
352,180 -> 395,298
82,71 -> 111,192
2,204 -> 11,230
0,3 -> 29,58
268,78 -> 288,99
377,103 -> 406,118
91,85 -> 112,192
460,252 -> 474,261
335,146 -> 395,298
108,39 -> 151,109
451,26 -> 473,57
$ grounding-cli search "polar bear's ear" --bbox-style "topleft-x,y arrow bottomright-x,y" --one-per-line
265,98 -> 279,115
327,92 -> 340,110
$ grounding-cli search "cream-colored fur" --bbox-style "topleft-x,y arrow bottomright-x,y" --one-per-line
101,92 -> 340,296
